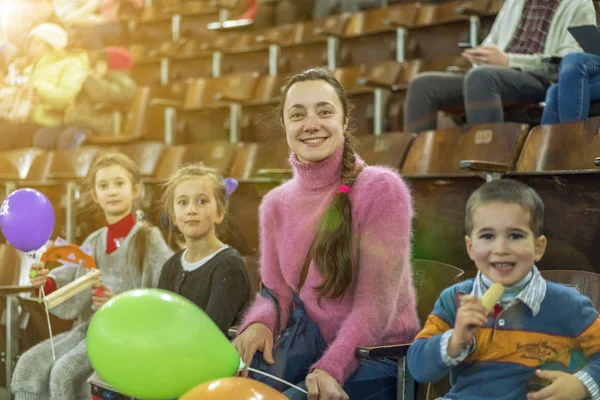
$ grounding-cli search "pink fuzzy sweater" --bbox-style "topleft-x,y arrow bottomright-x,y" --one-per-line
238,144 -> 420,384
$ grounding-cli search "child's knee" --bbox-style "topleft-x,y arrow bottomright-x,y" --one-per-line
48,355 -> 76,390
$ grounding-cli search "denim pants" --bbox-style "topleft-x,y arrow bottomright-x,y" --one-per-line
404,66 -> 550,133
541,52 -> 600,124
282,358 -> 398,400
249,292 -> 398,399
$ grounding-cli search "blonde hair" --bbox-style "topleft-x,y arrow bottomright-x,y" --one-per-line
84,153 -> 153,272
160,163 -> 228,246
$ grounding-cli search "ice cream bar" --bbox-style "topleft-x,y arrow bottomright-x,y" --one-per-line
480,283 -> 504,312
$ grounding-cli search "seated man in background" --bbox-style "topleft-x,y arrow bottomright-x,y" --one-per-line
403,0 -> 596,134
34,46 -> 138,149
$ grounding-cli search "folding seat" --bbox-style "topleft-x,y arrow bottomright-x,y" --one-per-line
334,60 -> 404,134
218,31 -> 271,75
238,74 -> 287,142
357,132 -> 415,170
275,14 -> 350,74
130,41 -> 183,86
170,36 -> 231,81
0,148 -> 46,204
501,118 -> 600,273
225,139 -> 290,255
129,0 -> 219,43
338,3 -> 418,66
404,0 -> 478,61
82,87 -> 152,146
153,72 -> 261,144
0,243 -> 37,390
401,122 -> 529,275
24,148 -> 103,244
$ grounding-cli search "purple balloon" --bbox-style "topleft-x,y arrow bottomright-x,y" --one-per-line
0,189 -> 55,252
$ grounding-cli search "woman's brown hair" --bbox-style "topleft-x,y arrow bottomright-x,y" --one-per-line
159,163 -> 229,247
279,68 -> 362,300
84,153 -> 152,272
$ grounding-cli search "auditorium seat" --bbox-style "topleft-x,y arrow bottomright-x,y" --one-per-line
0,243 -> 38,387
338,3 -> 418,66
335,60 -> 404,134
276,14 -> 351,74
357,132 -> 415,169
0,148 -> 46,204
401,122 -> 529,275
170,37 -> 230,81
219,31 -> 271,75
24,148 -> 103,244
225,139 -> 290,254
115,142 -> 167,178
229,138 -> 291,180
128,0 -> 219,43
83,87 -> 152,146
541,270 -> 600,310
238,74 -> 287,142
152,72 -> 261,144
129,41 -> 183,86
406,0 -> 475,61
386,59 -> 422,132
505,118 -> 600,273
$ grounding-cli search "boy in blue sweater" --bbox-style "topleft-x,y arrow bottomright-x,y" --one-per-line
407,179 -> 600,400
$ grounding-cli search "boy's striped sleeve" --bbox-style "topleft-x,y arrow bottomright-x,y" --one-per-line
408,286 -> 459,383
574,296 -> 600,400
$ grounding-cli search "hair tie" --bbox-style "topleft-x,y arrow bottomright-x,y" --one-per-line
224,177 -> 239,199
338,185 -> 351,194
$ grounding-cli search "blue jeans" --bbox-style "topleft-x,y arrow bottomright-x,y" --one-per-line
282,358 -> 398,400
542,52 -> 600,124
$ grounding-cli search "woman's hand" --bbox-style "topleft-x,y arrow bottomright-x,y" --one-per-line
305,369 -> 349,400
232,323 -> 274,377
91,282 -> 114,308
29,263 -> 49,288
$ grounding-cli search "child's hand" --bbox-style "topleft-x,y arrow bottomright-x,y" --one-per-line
448,295 -> 489,357
91,282 -> 114,308
29,263 -> 49,288
527,370 -> 588,400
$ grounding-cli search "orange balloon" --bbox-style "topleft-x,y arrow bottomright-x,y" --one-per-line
180,377 -> 287,400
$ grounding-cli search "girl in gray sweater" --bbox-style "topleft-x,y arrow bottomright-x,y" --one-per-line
11,153 -> 173,400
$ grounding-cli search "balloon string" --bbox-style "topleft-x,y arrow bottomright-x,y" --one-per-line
40,286 -> 56,361
245,367 -> 308,394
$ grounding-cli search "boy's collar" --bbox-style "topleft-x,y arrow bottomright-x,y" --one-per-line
468,265 -> 547,317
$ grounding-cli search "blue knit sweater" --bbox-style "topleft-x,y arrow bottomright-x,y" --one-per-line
407,279 -> 600,400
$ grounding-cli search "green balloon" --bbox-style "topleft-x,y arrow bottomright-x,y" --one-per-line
86,289 -> 240,399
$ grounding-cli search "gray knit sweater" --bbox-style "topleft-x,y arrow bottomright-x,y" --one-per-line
11,223 -> 173,400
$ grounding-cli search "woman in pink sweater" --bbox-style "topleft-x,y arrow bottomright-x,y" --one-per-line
233,68 -> 419,400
